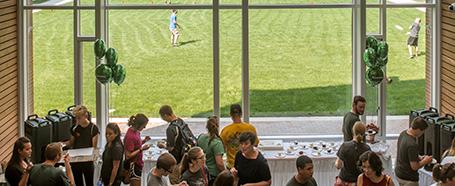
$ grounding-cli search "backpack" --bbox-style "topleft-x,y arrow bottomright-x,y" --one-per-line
170,118 -> 197,156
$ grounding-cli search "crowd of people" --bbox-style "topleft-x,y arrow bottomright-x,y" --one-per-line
4,97 -> 455,186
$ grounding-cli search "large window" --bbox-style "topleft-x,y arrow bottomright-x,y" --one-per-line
33,10 -> 74,116
386,8 -> 427,115
249,9 -> 352,116
22,0 -> 437,136
108,10 -> 214,117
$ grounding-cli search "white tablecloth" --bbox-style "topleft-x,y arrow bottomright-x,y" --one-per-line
141,141 -> 393,186
419,168 -> 435,186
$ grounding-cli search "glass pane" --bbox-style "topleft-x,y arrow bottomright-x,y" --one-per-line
108,10 -> 213,117
81,10 -> 95,36
367,8 -> 380,35
220,10 -> 242,116
366,0 -> 381,4
386,8 -> 427,115
249,9 -> 352,117
33,10 -> 74,116
249,0 -> 352,4
387,0 -> 427,4
108,0 -> 211,5
80,0 -> 94,5
82,43 -> 97,117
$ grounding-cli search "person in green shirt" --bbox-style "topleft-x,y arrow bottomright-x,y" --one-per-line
28,143 -> 75,186
343,96 -> 366,142
286,155 -> 317,186
197,115 -> 226,182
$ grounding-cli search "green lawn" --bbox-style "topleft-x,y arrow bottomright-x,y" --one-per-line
32,0 -> 427,117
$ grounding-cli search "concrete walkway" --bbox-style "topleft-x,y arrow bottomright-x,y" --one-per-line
112,116 -> 409,137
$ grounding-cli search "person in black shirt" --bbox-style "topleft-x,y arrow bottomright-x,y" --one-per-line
66,105 -> 100,186
230,132 -> 271,186
336,121 -> 371,185
395,117 -> 432,186
100,123 -> 124,186
286,155 -> 317,186
5,137 -> 33,186
28,143 -> 75,186
342,96 -> 366,142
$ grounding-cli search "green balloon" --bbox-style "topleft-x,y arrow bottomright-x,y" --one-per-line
94,39 -> 106,59
363,48 -> 377,67
377,41 -> 389,59
366,36 -> 378,50
105,48 -> 118,68
95,64 -> 112,84
113,64 -> 126,85
377,56 -> 388,67
366,67 -> 384,86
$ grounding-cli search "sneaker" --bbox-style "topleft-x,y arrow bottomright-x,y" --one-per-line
409,55 -> 414,59
387,78 -> 393,84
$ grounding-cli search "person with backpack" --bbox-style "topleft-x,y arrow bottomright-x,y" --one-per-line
66,105 -> 99,186
160,105 -> 197,184
124,113 -> 151,186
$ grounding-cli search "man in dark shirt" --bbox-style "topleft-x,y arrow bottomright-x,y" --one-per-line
29,143 -> 75,186
343,96 -> 366,141
395,117 -> 432,186
159,105 -> 194,184
231,132 -> 271,186
286,155 -> 317,186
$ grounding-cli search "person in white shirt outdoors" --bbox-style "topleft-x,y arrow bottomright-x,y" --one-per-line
357,151 -> 394,186
169,9 -> 181,47
197,115 -> 225,184
432,163 -> 455,186
286,155 -> 317,186
180,147 -> 211,186
147,152 -> 188,186
407,18 -> 421,59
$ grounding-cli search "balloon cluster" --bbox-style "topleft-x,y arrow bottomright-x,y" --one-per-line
363,36 -> 389,86
94,39 -> 126,86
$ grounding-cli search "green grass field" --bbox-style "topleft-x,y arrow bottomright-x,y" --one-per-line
32,0 -> 427,117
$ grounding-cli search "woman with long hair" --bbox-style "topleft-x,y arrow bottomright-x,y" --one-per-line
67,105 -> 99,186
5,137 -> 33,186
124,113 -> 151,186
357,151 -> 394,186
432,163 -> 455,186
197,116 -> 225,184
335,121 -> 371,185
100,123 -> 124,186
180,146 -> 211,186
